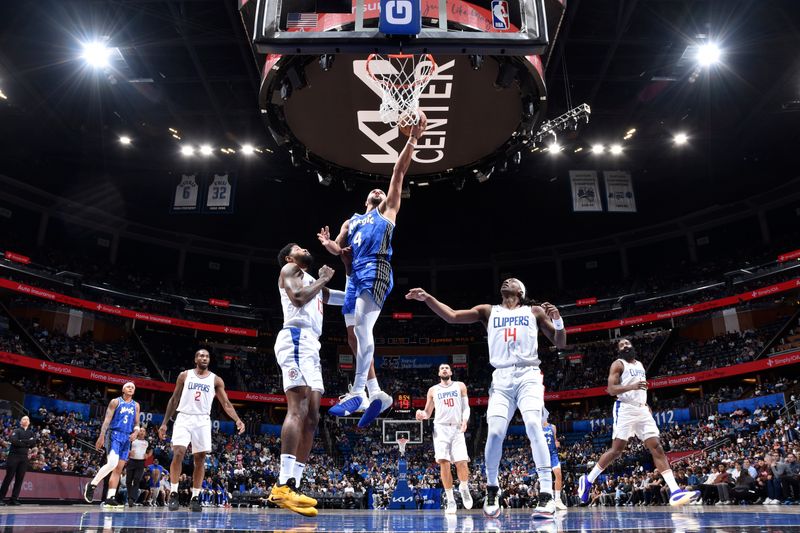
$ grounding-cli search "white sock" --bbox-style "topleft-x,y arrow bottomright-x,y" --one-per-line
192,488 -> 200,498
171,482 -> 179,493
279,454 -> 296,485
459,481 -> 470,493
445,488 -> 455,503
293,462 -> 306,483
554,489 -> 561,501
367,378 -> 381,396
587,464 -> 604,483
662,469 -> 679,493
107,488 -> 116,498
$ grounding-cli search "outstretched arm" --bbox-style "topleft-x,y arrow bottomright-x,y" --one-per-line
405,287 -> 490,327
215,376 -> 245,434
383,112 -> 428,219
317,221 -> 349,256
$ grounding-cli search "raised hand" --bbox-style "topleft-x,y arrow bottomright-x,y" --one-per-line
541,302 -> 561,320
410,110 -> 428,139
405,288 -> 430,302
318,265 -> 335,281
317,226 -> 331,246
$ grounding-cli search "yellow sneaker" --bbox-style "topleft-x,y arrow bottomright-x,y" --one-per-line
268,480 -> 318,515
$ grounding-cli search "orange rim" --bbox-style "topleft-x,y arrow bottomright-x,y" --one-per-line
366,53 -> 437,90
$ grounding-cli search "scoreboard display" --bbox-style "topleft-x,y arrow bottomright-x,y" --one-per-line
394,393 -> 412,414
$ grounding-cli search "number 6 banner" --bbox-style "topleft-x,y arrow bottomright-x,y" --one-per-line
171,174 -> 200,213
204,173 -> 236,214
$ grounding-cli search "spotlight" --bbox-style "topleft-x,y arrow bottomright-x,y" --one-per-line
0,89 -> 7,100
512,151 -> 522,165
609,144 -> 623,155
476,167 -> 494,183
289,149 -> 301,167
591,144 -> 604,154
317,172 -> 333,186
673,133 -> 689,146
81,41 -> 111,69
180,145 -> 194,156
548,141 -> 561,154
241,144 -> 255,155
697,43 -> 721,67
199,144 -> 213,156
119,136 -> 131,146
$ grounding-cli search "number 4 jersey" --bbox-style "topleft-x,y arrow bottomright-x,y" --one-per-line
487,305 -> 540,369
177,370 -> 216,416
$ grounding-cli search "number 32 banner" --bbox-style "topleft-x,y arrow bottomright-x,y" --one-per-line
205,173 -> 236,214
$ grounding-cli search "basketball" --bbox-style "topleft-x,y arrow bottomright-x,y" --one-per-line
399,123 -> 413,138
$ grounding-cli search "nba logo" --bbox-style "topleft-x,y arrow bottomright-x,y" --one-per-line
491,0 -> 509,30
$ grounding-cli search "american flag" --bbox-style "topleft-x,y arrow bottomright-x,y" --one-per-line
286,13 -> 318,29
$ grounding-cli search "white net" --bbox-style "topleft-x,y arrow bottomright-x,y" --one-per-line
397,437 -> 409,457
366,53 -> 437,128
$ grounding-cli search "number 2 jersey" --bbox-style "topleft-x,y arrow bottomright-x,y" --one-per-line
177,370 -> 217,416
487,305 -> 540,369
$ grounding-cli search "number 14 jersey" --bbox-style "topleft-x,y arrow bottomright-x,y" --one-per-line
487,305 -> 540,369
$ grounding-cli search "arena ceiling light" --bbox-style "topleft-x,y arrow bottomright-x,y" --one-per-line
697,43 -> 722,67
548,141 -> 562,154
180,145 -> 194,157
118,136 -> 131,146
591,144 -> 605,155
0,89 -> 7,100
609,144 -> 623,155
673,133 -> 689,146
81,41 -> 112,69
241,144 -> 255,156
199,144 -> 213,157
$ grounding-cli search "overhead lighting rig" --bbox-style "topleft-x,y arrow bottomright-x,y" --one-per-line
532,104 -> 591,144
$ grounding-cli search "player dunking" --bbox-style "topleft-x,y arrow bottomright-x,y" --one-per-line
406,279 -> 566,519
578,338 -> 700,507
416,363 -> 473,514
318,111 -> 428,427
83,382 -> 140,506
542,410 -> 567,511
268,242 -> 347,517
158,349 -> 245,512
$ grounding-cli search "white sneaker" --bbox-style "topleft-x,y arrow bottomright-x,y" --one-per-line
555,497 -> 567,511
460,487 -> 473,510
483,486 -> 501,518
445,500 -> 457,514
533,494 -> 556,519
329,387 -> 370,417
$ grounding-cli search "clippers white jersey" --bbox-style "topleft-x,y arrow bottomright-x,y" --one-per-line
280,270 -> 324,337
487,305 -> 539,368
177,370 -> 216,416
616,359 -> 647,405
432,382 -> 464,425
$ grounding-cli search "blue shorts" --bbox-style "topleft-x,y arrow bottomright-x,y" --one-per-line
106,430 -> 131,461
550,452 -> 560,469
342,260 -> 393,316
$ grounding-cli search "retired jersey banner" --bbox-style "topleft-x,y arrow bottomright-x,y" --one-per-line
604,170 -> 637,212
172,174 -> 200,213
569,170 -> 602,212
204,173 -> 236,214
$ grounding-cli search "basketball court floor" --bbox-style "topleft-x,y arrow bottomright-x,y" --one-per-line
1,506 -> 799,532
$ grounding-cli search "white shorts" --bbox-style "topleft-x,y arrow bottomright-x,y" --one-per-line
433,424 -> 470,464
275,327 -> 324,393
612,402 -> 659,442
344,313 -> 356,327
487,366 -> 544,419
172,412 -> 212,454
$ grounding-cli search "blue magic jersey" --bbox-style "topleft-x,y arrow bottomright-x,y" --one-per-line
109,397 -> 137,433
543,425 -> 557,456
347,210 -> 394,268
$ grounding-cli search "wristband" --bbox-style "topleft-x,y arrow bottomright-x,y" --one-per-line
407,136 -> 418,147
552,317 -> 564,330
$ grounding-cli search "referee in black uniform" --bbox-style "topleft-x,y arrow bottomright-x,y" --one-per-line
0,415 -> 36,505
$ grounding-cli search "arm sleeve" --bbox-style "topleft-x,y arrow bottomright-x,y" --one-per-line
461,396 -> 470,422
327,289 -> 346,306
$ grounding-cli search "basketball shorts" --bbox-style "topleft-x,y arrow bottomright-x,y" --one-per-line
106,430 -> 131,461
172,412 -> 212,454
342,259 -> 393,315
550,451 -> 560,469
274,327 -> 324,393
487,366 -> 544,419
432,423 -> 470,464
612,402 -> 659,442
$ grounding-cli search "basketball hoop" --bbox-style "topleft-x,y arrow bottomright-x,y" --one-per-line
397,437 -> 409,457
366,53 -> 437,128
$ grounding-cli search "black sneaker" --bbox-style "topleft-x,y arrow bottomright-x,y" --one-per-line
102,497 -> 121,508
168,492 -> 180,511
83,484 -> 96,504
190,496 -> 202,512
7,500 -> 21,506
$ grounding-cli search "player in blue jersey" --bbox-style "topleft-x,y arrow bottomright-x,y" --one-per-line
318,111 -> 428,427
542,411 -> 567,511
83,382 -> 141,506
